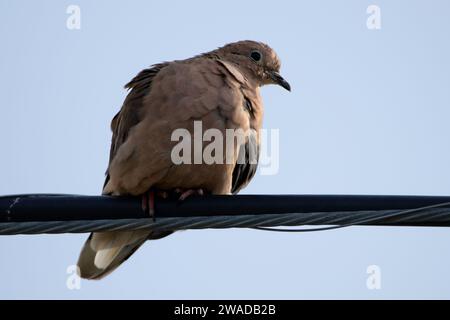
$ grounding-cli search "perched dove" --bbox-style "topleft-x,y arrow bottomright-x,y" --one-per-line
77,40 -> 290,279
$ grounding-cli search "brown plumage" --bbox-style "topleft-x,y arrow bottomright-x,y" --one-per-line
77,40 -> 290,279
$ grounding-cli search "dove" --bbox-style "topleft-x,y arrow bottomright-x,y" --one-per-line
77,40 -> 290,279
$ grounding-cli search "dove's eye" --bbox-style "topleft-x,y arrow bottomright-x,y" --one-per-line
250,50 -> 262,62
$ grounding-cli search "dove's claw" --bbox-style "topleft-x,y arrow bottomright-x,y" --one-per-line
177,188 -> 205,201
158,191 -> 169,199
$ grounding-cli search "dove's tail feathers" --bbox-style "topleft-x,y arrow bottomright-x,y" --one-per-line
77,230 -> 172,280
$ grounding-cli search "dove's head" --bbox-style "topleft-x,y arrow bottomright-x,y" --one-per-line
215,40 -> 291,91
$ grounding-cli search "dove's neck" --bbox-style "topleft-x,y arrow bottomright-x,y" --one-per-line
223,60 -> 260,89
202,51 -> 262,89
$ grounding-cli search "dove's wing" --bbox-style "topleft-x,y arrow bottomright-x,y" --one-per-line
231,132 -> 259,194
103,63 -> 169,191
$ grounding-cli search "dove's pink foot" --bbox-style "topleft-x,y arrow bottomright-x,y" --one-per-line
175,188 -> 205,201
141,190 -> 169,219
141,190 -> 155,218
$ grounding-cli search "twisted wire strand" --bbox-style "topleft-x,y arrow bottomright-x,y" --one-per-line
1,205 -> 450,235
253,201 -> 450,232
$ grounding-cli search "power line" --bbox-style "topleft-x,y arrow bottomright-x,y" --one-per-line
1,194 -> 450,235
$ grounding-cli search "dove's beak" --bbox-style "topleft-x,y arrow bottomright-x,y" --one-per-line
269,71 -> 291,92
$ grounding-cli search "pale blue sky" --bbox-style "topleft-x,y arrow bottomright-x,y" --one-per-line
1,0 -> 450,299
